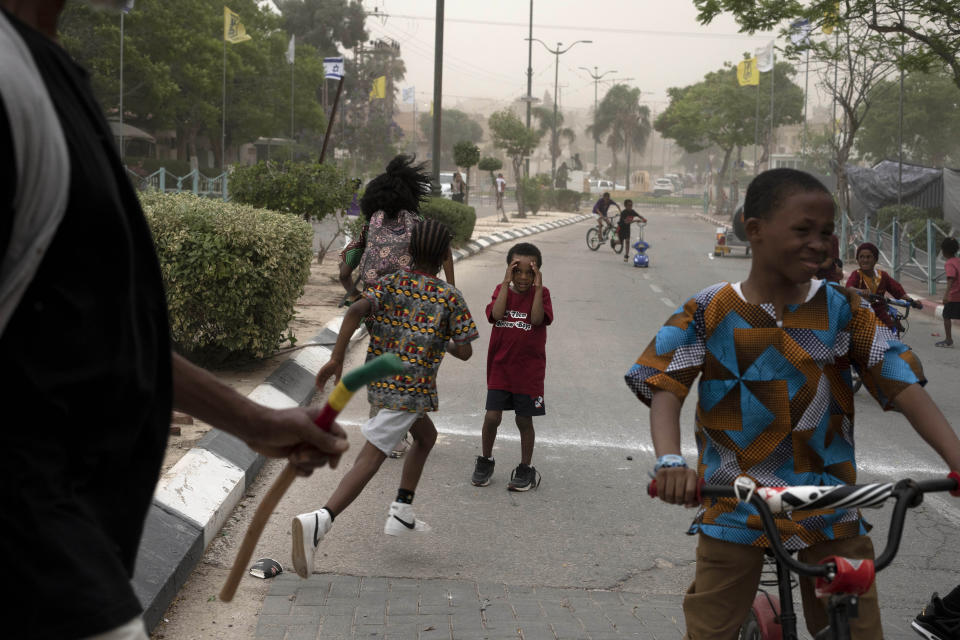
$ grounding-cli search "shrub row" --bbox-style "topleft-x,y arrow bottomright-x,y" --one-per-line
141,192 -> 313,366
420,197 -> 476,246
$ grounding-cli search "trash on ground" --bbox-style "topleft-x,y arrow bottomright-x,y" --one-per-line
249,558 -> 282,579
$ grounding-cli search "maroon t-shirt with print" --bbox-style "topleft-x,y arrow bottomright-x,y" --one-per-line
485,283 -> 553,397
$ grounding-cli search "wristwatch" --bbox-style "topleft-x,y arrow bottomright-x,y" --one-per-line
654,454 -> 688,472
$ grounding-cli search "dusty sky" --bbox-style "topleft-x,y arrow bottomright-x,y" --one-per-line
361,0 -> 782,115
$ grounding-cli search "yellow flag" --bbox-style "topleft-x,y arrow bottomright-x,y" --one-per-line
429,101 -> 434,116
224,7 -> 252,44
823,2 -> 839,34
369,76 -> 386,100
737,58 -> 759,86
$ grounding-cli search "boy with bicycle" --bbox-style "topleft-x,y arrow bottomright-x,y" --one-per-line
627,168 -> 960,639
592,192 -> 620,237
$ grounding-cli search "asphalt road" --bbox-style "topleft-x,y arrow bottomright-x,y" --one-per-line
190,209 -> 960,638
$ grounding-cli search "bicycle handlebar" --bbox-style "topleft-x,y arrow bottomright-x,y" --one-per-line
648,473 -> 959,582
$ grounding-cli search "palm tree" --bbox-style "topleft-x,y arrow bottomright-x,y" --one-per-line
588,85 -> 651,189
532,106 -> 576,184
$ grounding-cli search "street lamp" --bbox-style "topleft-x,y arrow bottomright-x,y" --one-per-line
527,38 -> 591,186
579,66 -> 617,174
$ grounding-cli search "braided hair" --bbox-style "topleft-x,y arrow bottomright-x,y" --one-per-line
410,218 -> 452,269
360,155 -> 432,220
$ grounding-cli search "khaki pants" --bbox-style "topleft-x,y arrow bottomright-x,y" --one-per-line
682,534 -> 882,640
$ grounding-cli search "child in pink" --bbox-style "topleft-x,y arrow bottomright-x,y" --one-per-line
938,236 -> 960,347
471,242 -> 553,491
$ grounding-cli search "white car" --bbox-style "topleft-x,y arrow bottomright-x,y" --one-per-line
589,179 -> 616,194
652,178 -> 675,197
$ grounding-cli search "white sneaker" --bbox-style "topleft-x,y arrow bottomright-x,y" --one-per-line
383,501 -> 431,536
291,509 -> 332,579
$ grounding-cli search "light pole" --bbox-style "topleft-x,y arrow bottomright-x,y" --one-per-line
579,66 -> 617,174
527,38 -> 591,186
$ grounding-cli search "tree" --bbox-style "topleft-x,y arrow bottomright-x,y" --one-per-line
420,109 -> 483,168
59,0 -> 336,168
693,1 -> 960,93
488,110 -> 543,218
453,141 -> 480,204
857,67 -> 960,167
275,0 -> 366,52
478,156 -> 503,187
531,106 -> 576,183
587,85 -> 651,189
655,61 -> 802,207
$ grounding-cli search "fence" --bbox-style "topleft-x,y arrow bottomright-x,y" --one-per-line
126,167 -> 229,201
839,212 -> 956,295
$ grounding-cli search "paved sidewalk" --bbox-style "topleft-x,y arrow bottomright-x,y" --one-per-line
256,574 -> 683,640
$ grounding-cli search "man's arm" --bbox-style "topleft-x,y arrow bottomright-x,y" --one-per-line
172,353 -> 348,474
316,298 -> 370,390
446,339 -> 472,361
892,384 -> 960,472
442,247 -> 455,286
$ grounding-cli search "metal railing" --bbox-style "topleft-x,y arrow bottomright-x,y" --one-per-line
125,167 -> 229,201
840,212 -> 956,295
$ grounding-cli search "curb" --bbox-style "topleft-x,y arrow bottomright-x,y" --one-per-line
132,212 -> 590,631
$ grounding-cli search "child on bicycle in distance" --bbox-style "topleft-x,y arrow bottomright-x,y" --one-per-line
845,241 -> 921,334
592,192 -> 620,236
626,168 -> 960,639
616,200 -> 647,263
471,242 -> 553,491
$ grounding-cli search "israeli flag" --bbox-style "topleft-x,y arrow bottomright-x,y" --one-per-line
324,57 -> 344,80
402,86 -> 415,104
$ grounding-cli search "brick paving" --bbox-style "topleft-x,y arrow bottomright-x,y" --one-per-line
255,574 -> 684,639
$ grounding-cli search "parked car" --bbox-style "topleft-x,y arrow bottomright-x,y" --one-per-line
652,178 -> 675,197
589,178 -> 616,194
665,173 -> 684,193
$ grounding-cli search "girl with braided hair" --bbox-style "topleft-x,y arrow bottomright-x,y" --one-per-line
338,155 -> 455,304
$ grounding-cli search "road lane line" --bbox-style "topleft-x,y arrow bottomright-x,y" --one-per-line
661,297 -> 675,308
650,284 -> 662,293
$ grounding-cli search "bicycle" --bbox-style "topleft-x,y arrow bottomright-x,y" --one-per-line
649,473 -> 960,640
851,295 -> 921,393
585,214 -> 618,251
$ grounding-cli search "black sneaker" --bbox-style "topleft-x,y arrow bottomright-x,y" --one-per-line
507,463 -> 541,492
471,456 -> 495,486
912,592 -> 960,640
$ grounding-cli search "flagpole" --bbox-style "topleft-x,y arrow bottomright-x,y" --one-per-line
320,78 -> 344,163
768,50 -> 775,170
801,47 -> 809,165
222,38 -> 226,169
290,53 -> 295,160
119,11 -> 124,159
754,82 -> 760,176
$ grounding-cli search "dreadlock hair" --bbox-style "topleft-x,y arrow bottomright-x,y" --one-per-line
409,218 -> 452,270
360,155 -> 432,221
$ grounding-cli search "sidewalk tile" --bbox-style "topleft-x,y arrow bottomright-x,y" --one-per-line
295,585 -> 329,605
260,595 -> 293,615
361,576 -> 390,592
319,614 -> 355,636
328,574 -> 362,597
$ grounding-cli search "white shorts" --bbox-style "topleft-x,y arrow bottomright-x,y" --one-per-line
362,409 -> 422,455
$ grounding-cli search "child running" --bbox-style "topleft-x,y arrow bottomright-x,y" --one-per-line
471,243 -> 553,491
292,219 -> 479,579
616,199 -> 648,263
937,236 -> 960,348
627,168 -> 960,639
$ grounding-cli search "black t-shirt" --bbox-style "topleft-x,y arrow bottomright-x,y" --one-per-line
1,11 -> 172,638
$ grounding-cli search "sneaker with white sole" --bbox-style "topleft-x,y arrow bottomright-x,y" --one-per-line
507,463 -> 541,492
383,501 -> 431,536
291,509 -> 332,579
912,592 -> 960,640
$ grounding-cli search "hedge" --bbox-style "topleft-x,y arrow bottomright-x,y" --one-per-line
420,197 -> 476,246
541,188 -> 581,212
141,192 -> 313,365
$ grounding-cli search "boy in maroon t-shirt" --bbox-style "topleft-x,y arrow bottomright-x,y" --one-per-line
471,243 -> 553,491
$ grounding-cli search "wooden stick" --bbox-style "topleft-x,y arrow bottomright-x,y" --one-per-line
219,463 -> 297,602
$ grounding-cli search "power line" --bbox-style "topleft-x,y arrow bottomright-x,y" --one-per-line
378,13 -> 775,41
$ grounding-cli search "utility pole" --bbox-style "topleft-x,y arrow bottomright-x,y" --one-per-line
431,0 -> 444,194
524,0 -> 533,178
579,66 -> 617,174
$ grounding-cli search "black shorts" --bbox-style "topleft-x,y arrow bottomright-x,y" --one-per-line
485,389 -> 545,416
944,301 -> 960,320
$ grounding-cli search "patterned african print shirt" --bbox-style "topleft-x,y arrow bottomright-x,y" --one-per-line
626,280 -> 926,550
363,268 -> 479,413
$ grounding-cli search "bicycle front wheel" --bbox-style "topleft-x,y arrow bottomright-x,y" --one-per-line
586,227 -> 601,251
611,236 -> 624,254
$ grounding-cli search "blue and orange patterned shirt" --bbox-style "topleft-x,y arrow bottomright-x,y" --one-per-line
363,268 -> 479,413
626,280 -> 925,549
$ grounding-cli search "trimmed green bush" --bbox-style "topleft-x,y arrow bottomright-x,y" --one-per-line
141,192 -> 313,365
229,161 -> 353,220
552,189 -> 581,212
875,204 -> 944,245
420,197 -> 476,246
519,178 -> 542,214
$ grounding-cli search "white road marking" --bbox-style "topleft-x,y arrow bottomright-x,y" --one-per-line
643,273 -> 651,280
650,284 -> 662,293
661,297 -> 675,308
